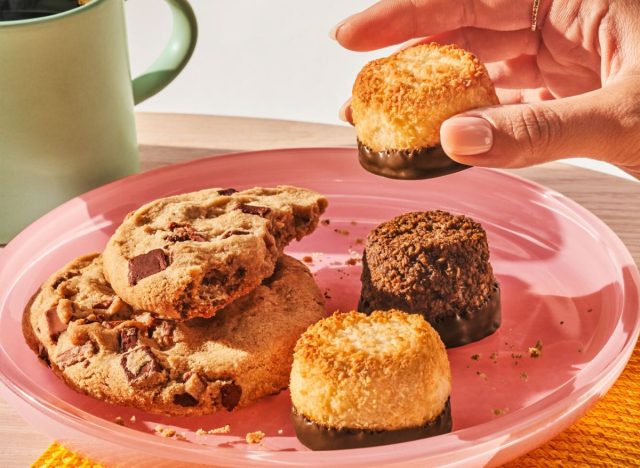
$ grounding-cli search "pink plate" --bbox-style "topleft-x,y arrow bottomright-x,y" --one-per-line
1,147 -> 639,467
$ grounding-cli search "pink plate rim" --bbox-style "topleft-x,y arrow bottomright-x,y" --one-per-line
1,147 -> 639,466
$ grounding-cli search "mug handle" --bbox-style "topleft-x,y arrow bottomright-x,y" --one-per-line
131,0 -> 198,105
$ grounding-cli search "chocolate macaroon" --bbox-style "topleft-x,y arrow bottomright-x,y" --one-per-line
359,211 -> 501,348
351,43 -> 498,179
290,310 -> 452,451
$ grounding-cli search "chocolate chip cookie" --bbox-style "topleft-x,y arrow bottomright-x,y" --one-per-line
103,186 -> 327,319
24,253 -> 326,416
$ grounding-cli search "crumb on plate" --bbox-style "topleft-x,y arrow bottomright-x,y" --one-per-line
155,425 -> 176,438
246,430 -> 265,444
529,340 -> 543,358
196,424 -> 231,436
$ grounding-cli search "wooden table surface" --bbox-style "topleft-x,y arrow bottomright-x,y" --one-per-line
1,112 -> 639,467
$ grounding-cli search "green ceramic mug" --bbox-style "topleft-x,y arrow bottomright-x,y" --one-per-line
0,0 -> 197,243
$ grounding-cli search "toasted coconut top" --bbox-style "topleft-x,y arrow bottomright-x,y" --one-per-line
352,43 -> 498,151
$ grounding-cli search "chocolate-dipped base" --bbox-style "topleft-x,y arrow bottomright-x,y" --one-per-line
357,140 -> 468,180
359,283 -> 501,349
292,399 -> 452,451
430,283 -> 501,348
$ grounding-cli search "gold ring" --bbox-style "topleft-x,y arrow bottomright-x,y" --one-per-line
531,0 -> 541,31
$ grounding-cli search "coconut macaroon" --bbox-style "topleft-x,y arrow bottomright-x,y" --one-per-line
352,43 -> 498,179
290,310 -> 452,450
359,211 -> 501,348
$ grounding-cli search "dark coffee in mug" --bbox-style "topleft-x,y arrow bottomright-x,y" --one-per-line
0,0 -> 86,21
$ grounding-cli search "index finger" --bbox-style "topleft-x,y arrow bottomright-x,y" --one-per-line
334,0 -> 549,51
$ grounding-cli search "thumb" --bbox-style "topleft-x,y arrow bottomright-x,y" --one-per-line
439,83 -> 640,169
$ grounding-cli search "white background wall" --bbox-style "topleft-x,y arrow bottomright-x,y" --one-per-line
125,0 -> 634,181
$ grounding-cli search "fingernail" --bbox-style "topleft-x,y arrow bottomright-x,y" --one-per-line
440,116 -> 493,156
329,21 -> 344,40
339,102 -> 352,124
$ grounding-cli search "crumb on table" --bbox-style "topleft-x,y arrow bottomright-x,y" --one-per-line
334,228 -> 349,236
302,255 -> 313,263
246,430 -> 266,444
345,258 -> 358,266
114,416 -> 124,426
321,219 -> 331,226
471,354 -> 480,361
129,415 -> 136,423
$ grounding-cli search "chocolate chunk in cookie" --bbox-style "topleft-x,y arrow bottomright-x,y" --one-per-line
173,393 -> 198,407
120,346 -> 164,386
119,327 -> 139,352
127,249 -> 169,286
237,204 -> 271,217
52,273 -> 74,290
221,229 -> 251,239
165,225 -> 208,243
57,341 -> 96,368
37,344 -> 51,367
217,188 -> 238,196
45,308 -> 67,342
221,382 -> 242,411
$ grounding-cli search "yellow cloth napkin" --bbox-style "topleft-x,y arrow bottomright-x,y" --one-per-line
32,443 -> 103,468
33,340 -> 639,467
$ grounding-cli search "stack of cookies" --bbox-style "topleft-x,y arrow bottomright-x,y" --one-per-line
23,186 -> 328,416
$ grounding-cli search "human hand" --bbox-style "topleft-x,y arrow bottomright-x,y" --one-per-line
333,0 -> 640,178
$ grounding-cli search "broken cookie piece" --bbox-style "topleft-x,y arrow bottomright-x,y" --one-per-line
103,186 -> 327,320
